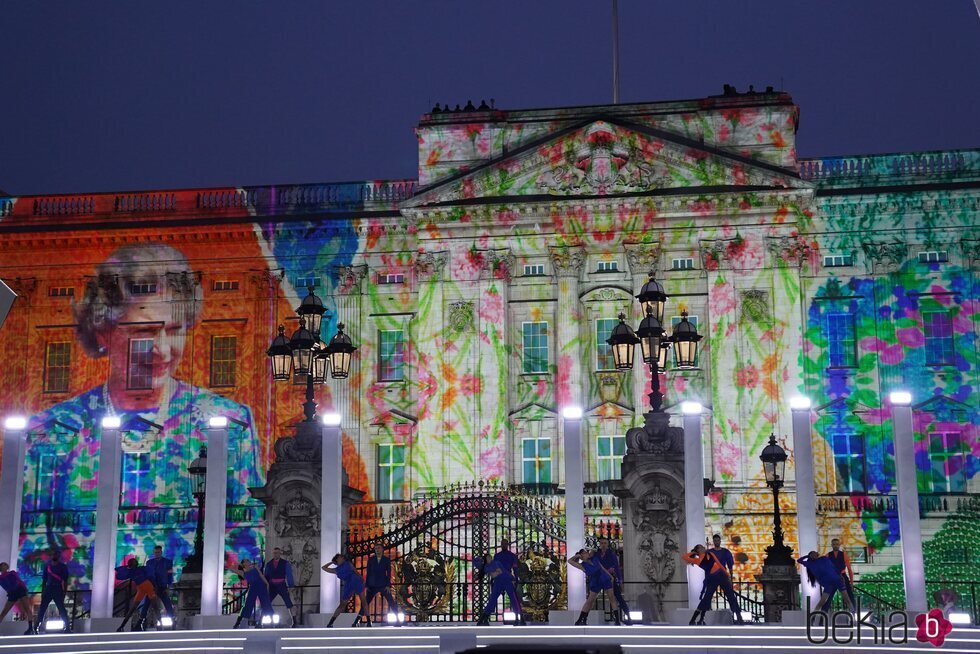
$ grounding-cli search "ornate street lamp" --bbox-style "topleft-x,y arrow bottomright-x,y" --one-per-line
266,286 -> 357,421
636,275 -> 668,324
324,323 -> 356,379
182,447 -> 208,575
607,313 -> 639,371
760,434 -> 794,566
671,312 -> 702,369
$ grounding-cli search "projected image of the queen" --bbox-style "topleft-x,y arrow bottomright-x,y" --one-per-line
23,243 -> 264,587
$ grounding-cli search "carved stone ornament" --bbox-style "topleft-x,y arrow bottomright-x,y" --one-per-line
631,481 -> 683,615
961,240 -> 980,268
274,427 -> 323,463
273,490 -> 319,538
626,411 -> 683,457
549,246 -> 586,278
766,235 -> 811,268
336,264 -> 368,294
447,301 -> 474,333
740,289 -> 770,324
481,249 -> 516,281
543,122 -> 656,195
861,241 -> 907,273
698,239 -> 733,271
624,243 -> 661,277
414,251 -> 448,281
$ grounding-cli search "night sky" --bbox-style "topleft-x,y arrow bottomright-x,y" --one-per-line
2,1 -> 979,195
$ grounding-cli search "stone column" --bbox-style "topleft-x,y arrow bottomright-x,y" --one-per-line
91,417 -> 123,620
477,249 -> 513,482
333,265 -> 367,434
320,417 -> 343,614
413,251 -> 449,491
549,246 -> 585,408
624,243 -> 661,417
681,404 -> 706,609
790,398 -> 821,610
890,392 -> 927,613
0,417 -> 27,569
562,409 -> 586,611
200,419 -> 229,617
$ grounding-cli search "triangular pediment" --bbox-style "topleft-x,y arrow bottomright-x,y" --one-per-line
405,116 -> 810,207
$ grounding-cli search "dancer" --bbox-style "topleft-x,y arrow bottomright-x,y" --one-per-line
709,534 -> 735,576
596,538 -> 632,625
37,549 -> 71,633
321,554 -> 371,628
264,548 -> 298,627
365,544 -> 397,623
475,553 -> 524,625
0,562 -> 34,634
798,551 -> 855,614
568,549 -> 621,626
115,557 -> 165,632
681,544 -> 744,626
232,559 -> 274,629
139,546 -> 175,628
826,539 -> 856,606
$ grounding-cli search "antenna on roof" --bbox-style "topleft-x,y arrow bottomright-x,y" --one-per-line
612,0 -> 621,104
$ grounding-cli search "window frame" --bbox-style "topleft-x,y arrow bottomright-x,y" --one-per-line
378,328 -> 406,382
830,431 -> 866,494
825,312 -> 857,368
596,260 -> 619,272
128,282 -> 158,296
523,264 -> 545,276
44,341 -> 71,393
923,310 -> 954,366
596,433 -> 626,482
377,443 -> 407,501
926,431 -> 967,494
594,318 -> 620,372
823,254 -> 853,268
209,335 -> 238,387
521,436 -> 552,485
121,450 -> 153,507
917,250 -> 948,264
671,257 -> 695,271
521,321 -> 549,374
127,338 -> 155,390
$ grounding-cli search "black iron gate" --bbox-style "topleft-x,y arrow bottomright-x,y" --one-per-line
345,480 -> 567,622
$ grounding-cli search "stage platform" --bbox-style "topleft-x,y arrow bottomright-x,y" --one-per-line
1,623 -> 978,654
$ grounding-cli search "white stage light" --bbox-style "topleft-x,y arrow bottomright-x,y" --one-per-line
949,612 -> 971,625
789,396 -> 812,410
3,416 -> 27,430
158,616 -> 174,628
628,610 -> 643,622
386,612 -> 397,623
101,415 -> 121,429
322,412 -> 343,426
45,618 -> 65,631
397,612 -> 406,623
503,611 -> 517,622
889,391 -> 912,406
680,401 -> 703,415
561,406 -> 583,420
209,416 -> 229,428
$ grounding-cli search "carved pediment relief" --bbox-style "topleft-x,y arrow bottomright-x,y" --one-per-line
405,117 -> 808,207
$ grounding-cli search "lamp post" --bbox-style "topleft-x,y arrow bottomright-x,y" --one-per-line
757,433 -> 799,622
267,286 -> 357,421
181,447 -> 208,575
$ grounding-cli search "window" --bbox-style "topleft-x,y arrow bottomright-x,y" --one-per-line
826,313 -> 856,367
918,250 -> 948,264
210,336 -> 238,387
923,311 -> 954,365
48,286 -> 74,297
823,254 -> 853,268
378,273 -> 405,284
596,260 -> 618,272
33,453 -> 57,510
128,338 -> 154,389
379,329 -> 406,381
926,432 -> 967,493
121,451 -> 153,506
128,282 -> 157,295
295,276 -> 319,289
521,322 -> 549,374
596,434 -> 626,481
522,437 -> 552,484
672,257 -> 695,270
523,264 -> 545,276
212,280 -> 239,292
595,318 -> 619,371
377,443 -> 406,501
44,342 -> 71,393
831,432 -> 865,493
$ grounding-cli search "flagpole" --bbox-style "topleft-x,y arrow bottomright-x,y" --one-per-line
612,0 -> 620,104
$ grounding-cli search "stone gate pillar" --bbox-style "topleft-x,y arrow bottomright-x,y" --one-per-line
612,411 -> 687,622
250,421 -> 365,614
